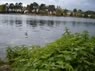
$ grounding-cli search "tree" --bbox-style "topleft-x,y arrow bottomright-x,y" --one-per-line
26,5 -> 30,13
39,4 -> 46,11
5,3 -> 9,12
73,8 -> 77,12
39,4 -> 46,14
26,3 -> 34,13
64,9 -> 68,13
18,2 -> 23,10
0,4 -> 6,12
48,5 -> 55,12
63,9 -> 69,16
14,3 -> 19,11
73,8 -> 78,16
9,3 -> 14,12
32,2 -> 39,13
29,3 -> 33,12
56,6 -> 64,16
78,9 -> 82,13
5,3 -> 8,6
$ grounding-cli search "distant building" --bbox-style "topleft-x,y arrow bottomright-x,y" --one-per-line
67,11 -> 72,16
48,11 -> 56,15
88,15 -> 91,18
24,10 -> 28,14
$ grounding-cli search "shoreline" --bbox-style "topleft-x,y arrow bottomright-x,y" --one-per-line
0,13 -> 95,19
0,31 -> 95,71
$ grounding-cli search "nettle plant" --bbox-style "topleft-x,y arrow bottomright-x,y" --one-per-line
6,31 -> 95,71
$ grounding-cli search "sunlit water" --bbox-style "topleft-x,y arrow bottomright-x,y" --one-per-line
0,14 -> 95,60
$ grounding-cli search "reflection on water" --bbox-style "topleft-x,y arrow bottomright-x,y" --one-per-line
0,14 -> 95,60
0,15 -> 95,46
26,20 -> 55,27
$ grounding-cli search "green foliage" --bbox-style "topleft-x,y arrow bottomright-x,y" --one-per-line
56,6 -> 64,16
6,31 -> 95,71
0,59 -> 4,66
0,4 -> 6,12
0,59 -> 2,66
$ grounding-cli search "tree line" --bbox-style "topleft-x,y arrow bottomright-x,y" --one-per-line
0,2 -> 95,18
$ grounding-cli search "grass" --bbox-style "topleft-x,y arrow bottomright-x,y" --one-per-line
6,31 -> 95,71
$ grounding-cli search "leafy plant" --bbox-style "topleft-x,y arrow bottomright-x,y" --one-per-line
6,31 -> 95,71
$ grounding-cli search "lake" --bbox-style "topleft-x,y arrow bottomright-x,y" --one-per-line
0,14 -> 95,60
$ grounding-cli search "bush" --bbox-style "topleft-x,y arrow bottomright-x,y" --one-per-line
6,31 -> 95,71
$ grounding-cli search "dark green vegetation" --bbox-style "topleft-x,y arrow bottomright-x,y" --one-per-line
6,31 -> 95,71
0,59 -> 10,71
0,59 -> 3,66
0,2 -> 95,18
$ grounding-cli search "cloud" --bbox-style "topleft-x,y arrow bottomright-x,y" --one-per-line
0,0 -> 95,11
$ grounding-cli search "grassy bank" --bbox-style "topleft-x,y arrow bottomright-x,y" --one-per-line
6,31 -> 95,71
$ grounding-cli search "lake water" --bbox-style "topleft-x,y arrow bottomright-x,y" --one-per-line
0,14 -> 95,60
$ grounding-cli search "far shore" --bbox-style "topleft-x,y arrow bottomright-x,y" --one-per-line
0,13 -> 95,19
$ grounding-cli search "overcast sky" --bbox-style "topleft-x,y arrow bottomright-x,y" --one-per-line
0,0 -> 95,11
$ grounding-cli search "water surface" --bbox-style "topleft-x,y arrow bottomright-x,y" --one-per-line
0,14 -> 95,59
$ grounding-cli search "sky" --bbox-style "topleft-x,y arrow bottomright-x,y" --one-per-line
0,0 -> 95,11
